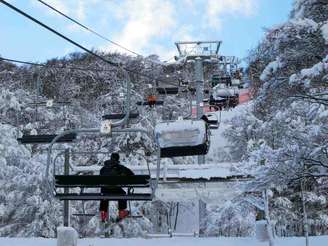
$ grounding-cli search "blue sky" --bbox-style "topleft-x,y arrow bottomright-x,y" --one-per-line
0,0 -> 294,64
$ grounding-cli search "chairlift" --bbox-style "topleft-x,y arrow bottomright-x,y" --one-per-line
102,110 -> 139,120
46,128 -> 156,203
154,120 -> 210,158
212,83 -> 239,109
137,84 -> 165,107
205,113 -> 220,129
55,175 -> 152,201
17,133 -> 76,144
136,100 -> 164,106
17,100 -> 74,145
156,87 -> 179,95
211,75 -> 232,87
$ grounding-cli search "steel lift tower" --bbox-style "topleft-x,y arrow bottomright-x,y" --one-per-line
175,41 -> 222,164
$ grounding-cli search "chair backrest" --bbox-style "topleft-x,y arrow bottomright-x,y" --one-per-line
55,175 -> 151,187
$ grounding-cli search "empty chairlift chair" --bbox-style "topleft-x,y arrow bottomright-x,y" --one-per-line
156,87 -> 179,95
16,100 -> 76,145
102,111 -> 139,120
155,120 -> 210,158
212,84 -> 239,109
17,133 -> 77,144
205,113 -> 220,129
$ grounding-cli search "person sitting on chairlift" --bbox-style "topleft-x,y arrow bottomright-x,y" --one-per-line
99,153 -> 134,222
147,95 -> 157,107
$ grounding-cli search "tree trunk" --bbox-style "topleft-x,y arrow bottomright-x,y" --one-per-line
301,179 -> 309,246
263,189 -> 274,246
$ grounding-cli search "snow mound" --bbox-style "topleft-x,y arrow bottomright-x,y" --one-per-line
57,227 -> 78,246
177,164 -> 234,179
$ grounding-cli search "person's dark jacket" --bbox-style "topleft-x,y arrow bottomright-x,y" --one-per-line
100,159 -> 134,176
100,159 -> 134,193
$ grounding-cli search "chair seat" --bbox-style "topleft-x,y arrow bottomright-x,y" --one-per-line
102,112 -> 139,120
17,133 -> 76,144
160,144 -> 209,158
136,101 -> 164,106
156,87 -> 179,95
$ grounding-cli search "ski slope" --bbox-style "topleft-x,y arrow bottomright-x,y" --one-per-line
206,101 -> 250,163
1,236 -> 327,246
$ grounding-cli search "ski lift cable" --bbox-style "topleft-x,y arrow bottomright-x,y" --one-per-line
36,0 -> 165,65
0,0 -> 179,87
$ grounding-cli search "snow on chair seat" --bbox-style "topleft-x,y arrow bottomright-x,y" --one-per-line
17,133 -> 77,144
55,175 -> 151,188
155,120 -> 209,157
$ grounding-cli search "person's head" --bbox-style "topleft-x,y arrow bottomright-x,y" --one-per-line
111,152 -> 120,162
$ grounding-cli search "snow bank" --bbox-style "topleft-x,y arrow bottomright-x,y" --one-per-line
57,227 -> 78,246
178,165 -> 233,179
155,120 -> 206,148
255,220 -> 269,242
1,236 -> 328,246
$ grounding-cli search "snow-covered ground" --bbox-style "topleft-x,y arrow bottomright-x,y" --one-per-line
1,236 -> 327,246
206,102 -> 249,163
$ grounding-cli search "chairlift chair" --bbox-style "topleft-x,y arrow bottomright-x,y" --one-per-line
47,129 -> 156,202
212,84 -> 239,109
154,120 -> 210,158
205,113 -> 220,129
54,175 -> 153,201
211,75 -> 232,87
136,100 -> 164,106
137,84 -> 164,107
102,110 -> 140,120
17,133 -> 76,144
17,100 -> 75,145
156,87 -> 179,95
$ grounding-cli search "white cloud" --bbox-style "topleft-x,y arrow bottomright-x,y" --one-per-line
31,0 -> 92,22
205,0 -> 258,29
146,44 -> 177,61
103,0 -> 176,56
29,0 -> 259,60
